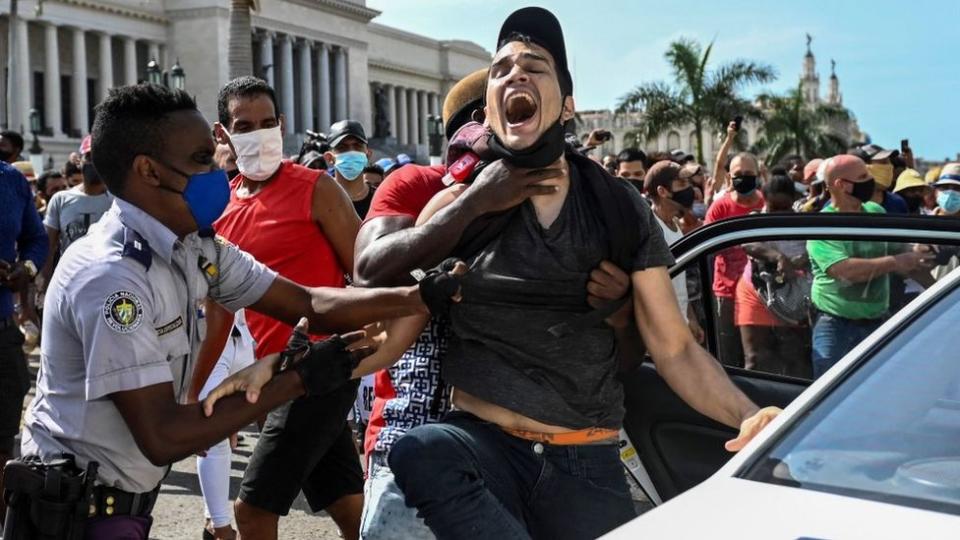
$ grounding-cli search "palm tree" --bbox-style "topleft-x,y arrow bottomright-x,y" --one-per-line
228,0 -> 256,79
751,83 -> 851,164
616,38 -> 775,164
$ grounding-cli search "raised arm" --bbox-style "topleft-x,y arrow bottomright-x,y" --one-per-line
711,121 -> 738,195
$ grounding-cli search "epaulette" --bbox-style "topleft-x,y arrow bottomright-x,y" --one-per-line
121,227 -> 152,270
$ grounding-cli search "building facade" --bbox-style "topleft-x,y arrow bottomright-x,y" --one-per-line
0,0 -> 490,166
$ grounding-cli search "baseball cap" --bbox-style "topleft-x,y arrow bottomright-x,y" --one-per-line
496,7 -> 573,96
396,153 -> 413,166
934,163 -> 960,188
328,120 -> 368,148
893,169 -> 926,193
849,143 -> 898,162
79,135 -> 92,155
643,160 -> 682,194
803,158 -> 824,183
442,68 -> 488,140
375,157 -> 397,174
670,149 -> 694,163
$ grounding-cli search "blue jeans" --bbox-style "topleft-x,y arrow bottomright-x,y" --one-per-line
811,312 -> 882,378
389,411 -> 636,540
360,452 -> 434,540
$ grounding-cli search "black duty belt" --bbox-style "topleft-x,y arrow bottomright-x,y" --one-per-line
88,485 -> 159,519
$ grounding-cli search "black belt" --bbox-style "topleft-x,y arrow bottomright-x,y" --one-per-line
88,485 -> 159,519
0,316 -> 16,331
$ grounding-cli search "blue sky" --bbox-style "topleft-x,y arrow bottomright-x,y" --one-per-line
368,0 -> 960,162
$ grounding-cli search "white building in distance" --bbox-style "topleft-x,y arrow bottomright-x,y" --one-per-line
576,38 -> 862,167
0,0 -> 491,166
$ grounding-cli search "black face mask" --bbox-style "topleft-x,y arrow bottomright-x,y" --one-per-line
845,178 -> 876,203
670,186 -> 696,209
901,194 -> 924,214
487,108 -> 567,169
82,162 -> 103,185
0,149 -> 13,163
732,174 -> 758,195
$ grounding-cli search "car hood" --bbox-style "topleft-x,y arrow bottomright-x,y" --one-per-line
604,477 -> 958,539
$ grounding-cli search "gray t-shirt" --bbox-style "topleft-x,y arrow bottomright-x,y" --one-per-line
44,186 -> 114,254
446,165 -> 674,430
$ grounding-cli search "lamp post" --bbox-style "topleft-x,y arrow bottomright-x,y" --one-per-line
28,108 -> 45,172
146,58 -> 162,85
427,114 -> 443,165
169,59 -> 186,91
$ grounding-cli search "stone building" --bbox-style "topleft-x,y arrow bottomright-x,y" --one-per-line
0,0 -> 490,166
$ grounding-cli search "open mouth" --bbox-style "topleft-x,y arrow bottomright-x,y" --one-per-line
504,91 -> 538,127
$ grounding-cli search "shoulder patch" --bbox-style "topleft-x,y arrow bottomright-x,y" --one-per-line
103,291 -> 145,334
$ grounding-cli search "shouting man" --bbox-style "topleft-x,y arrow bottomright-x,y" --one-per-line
387,8 -> 780,539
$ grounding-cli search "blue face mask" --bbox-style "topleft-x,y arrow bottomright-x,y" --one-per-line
155,160 -> 231,233
937,190 -> 960,215
334,151 -> 368,181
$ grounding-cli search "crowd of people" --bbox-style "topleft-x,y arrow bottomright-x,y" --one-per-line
0,5 -> 957,540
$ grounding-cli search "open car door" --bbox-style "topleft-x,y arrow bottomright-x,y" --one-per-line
621,213 -> 960,503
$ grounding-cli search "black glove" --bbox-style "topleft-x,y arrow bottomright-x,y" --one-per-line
419,258 -> 463,316
280,329 -> 357,397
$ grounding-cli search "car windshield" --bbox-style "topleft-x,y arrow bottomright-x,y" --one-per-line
743,277 -> 960,515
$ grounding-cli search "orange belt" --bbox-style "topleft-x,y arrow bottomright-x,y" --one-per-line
502,426 -> 619,446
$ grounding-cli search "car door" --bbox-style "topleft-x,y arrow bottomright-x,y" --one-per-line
622,212 -> 960,502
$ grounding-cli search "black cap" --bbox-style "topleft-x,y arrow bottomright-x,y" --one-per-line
328,120 -> 368,148
849,143 -> 898,162
670,149 -> 694,163
497,7 -> 573,96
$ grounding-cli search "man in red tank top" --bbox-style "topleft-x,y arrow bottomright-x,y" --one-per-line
209,77 -> 364,540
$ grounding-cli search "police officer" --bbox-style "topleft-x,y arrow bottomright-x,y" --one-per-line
14,84 -> 454,539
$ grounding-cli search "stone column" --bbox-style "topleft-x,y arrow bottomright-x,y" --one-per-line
72,27 -> 89,135
430,93 -> 441,120
333,46 -> 347,122
10,18 -> 31,134
258,32 -> 274,88
407,88 -> 418,146
98,32 -> 113,102
279,35 -> 295,135
148,42 -> 160,63
418,90 -> 428,145
316,43 -> 330,131
396,86 -> 408,145
123,37 -> 137,85
297,39 -> 313,133
384,83 -> 395,138
43,23 -> 63,136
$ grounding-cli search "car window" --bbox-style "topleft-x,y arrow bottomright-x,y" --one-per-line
689,238 -> 960,380
741,278 -> 960,514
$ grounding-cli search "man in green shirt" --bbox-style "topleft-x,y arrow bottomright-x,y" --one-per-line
807,155 -> 933,378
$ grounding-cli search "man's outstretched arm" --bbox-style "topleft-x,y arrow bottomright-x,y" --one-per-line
630,266 -> 780,450
249,275 -> 427,335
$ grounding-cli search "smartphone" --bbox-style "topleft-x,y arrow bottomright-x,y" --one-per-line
901,138 -> 910,152
734,116 -> 743,131
596,129 -> 613,142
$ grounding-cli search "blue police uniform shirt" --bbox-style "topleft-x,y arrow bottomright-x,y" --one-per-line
0,161 -> 48,319
21,198 -> 276,493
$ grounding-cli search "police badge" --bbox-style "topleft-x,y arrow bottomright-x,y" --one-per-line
103,291 -> 144,333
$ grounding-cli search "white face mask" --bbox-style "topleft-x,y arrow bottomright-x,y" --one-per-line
229,125 -> 283,181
